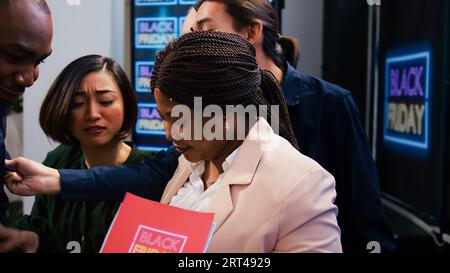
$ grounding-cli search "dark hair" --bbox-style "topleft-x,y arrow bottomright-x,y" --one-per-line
151,30 -> 298,149
40,54 -> 137,145
0,0 -> 51,15
195,0 -> 300,69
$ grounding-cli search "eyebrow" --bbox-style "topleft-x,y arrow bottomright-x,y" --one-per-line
196,17 -> 214,29
37,49 -> 52,63
4,42 -> 52,60
74,90 -> 115,96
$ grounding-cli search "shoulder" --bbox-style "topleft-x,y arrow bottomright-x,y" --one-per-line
43,144 -> 83,168
238,121 -> 335,196
282,64 -> 352,105
267,141 -> 341,252
260,134 -> 334,184
124,141 -> 154,165
259,135 -> 338,207
45,144 -> 78,159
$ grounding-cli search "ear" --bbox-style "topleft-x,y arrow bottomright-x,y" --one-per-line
245,20 -> 264,46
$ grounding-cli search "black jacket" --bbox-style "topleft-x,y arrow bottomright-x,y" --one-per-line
0,107 -> 10,225
282,64 -> 396,252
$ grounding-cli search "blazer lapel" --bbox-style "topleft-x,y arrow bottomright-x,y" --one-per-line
160,156 -> 191,204
160,119 -> 275,235
208,119 -> 273,233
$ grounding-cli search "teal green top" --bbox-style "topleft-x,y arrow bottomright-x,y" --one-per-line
15,142 -> 151,253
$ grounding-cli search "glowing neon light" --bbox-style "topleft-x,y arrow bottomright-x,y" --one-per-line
179,0 -> 197,4
384,51 -> 430,150
135,17 -> 178,49
135,61 -> 154,93
179,16 -> 186,36
135,0 -> 177,6
136,103 -> 167,136
138,146 -> 169,152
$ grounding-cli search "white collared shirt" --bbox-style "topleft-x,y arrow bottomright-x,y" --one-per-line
169,147 -> 240,212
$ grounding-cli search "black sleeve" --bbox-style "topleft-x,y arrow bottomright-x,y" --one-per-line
333,94 -> 397,253
0,142 -> 10,225
59,148 -> 180,202
0,188 -> 8,225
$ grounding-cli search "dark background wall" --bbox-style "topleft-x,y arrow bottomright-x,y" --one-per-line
323,0 -> 369,124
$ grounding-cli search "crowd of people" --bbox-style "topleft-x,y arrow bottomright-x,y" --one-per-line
0,0 -> 395,253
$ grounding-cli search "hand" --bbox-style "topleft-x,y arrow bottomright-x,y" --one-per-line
0,225 -> 39,253
4,157 -> 61,196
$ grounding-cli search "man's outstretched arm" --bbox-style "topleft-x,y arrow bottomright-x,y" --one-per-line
5,148 -> 179,202
60,148 -> 179,201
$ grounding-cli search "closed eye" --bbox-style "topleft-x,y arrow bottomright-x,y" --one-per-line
71,102 -> 85,109
100,100 -> 114,106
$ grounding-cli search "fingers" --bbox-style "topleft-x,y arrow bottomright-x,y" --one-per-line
4,172 -> 26,196
0,226 -> 19,253
22,232 -> 39,253
0,226 -> 39,253
5,171 -> 23,184
0,224 -> 9,239
5,158 -> 18,171
0,238 -> 17,253
4,158 -> 21,182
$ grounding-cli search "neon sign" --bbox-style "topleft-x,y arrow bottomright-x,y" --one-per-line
384,51 -> 430,150
135,62 -> 154,93
179,0 -> 197,4
136,103 -> 166,136
136,103 -> 168,152
179,16 -> 185,36
135,0 -> 177,6
135,17 -> 178,49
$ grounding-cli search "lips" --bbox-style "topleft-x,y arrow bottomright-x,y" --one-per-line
174,145 -> 191,154
84,125 -> 106,134
0,84 -> 25,101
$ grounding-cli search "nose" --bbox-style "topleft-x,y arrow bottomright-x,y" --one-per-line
15,65 -> 38,88
85,101 -> 101,121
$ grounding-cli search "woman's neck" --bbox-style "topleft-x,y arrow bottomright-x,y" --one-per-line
255,50 -> 284,83
203,140 -> 242,189
81,140 -> 131,168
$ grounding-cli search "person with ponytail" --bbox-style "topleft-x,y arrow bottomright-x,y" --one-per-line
190,0 -> 396,253
2,30 -> 340,253
151,30 -> 341,253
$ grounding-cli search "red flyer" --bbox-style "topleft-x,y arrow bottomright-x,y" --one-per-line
100,193 -> 215,253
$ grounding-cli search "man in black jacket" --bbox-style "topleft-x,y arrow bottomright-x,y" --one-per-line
0,0 -> 52,253
0,0 -> 53,225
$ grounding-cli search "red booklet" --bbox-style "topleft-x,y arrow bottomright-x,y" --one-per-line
100,193 -> 215,253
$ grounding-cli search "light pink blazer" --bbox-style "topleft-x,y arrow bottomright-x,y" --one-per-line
161,118 -> 342,253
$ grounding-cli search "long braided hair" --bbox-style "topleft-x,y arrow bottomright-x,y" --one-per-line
151,30 -> 298,149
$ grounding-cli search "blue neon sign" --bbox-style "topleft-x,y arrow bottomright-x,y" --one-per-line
135,61 -> 154,93
135,17 -> 178,49
137,145 -> 169,152
136,103 -> 166,136
179,16 -> 186,36
384,51 -> 430,150
179,0 -> 197,4
135,0 -> 177,6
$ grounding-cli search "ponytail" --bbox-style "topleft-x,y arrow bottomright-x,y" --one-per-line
253,70 -> 299,150
279,36 -> 300,69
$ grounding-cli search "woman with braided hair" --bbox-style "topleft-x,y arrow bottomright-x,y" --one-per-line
152,30 -> 341,253
189,0 -> 396,253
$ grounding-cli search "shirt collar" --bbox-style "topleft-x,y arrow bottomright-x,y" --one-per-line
222,146 -> 240,172
188,146 -> 241,175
